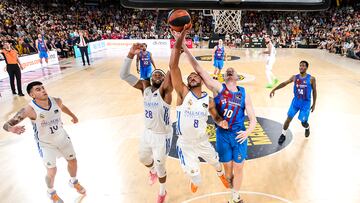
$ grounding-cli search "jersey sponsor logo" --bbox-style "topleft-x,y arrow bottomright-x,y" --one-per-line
195,55 -> 240,61
144,101 -> 159,108
169,116 -> 293,161
40,114 -> 45,119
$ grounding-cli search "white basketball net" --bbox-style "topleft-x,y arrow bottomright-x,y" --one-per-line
212,10 -> 242,34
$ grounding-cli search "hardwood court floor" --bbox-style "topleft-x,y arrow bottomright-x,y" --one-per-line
0,48 -> 360,203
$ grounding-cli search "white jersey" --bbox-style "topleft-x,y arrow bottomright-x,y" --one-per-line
176,91 -> 209,141
29,97 -> 67,146
143,87 -> 171,134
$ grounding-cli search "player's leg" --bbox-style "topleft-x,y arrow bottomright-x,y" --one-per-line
213,60 -> 219,80
229,140 -> 247,203
139,130 -> 157,184
279,99 -> 299,144
298,102 -> 311,137
218,60 -> 224,80
59,136 -> 86,194
41,146 -> 63,203
176,140 -> 201,193
152,132 -> 172,202
216,131 -> 233,188
44,52 -> 49,64
39,53 -> 43,65
199,140 -> 230,189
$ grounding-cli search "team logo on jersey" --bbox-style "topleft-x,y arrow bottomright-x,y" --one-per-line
54,110 -> 59,114
169,116 -> 293,161
221,99 -> 227,105
188,99 -> 193,106
40,114 -> 45,119
202,103 -> 208,108
154,93 -> 158,97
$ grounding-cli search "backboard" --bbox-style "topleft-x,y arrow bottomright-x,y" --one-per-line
120,0 -> 331,11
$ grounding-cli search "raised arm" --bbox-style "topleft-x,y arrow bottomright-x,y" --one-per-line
169,26 -> 190,100
120,43 -> 147,92
136,53 -> 140,73
311,76 -> 317,112
209,98 -> 228,129
54,98 -> 78,124
3,105 -> 34,134
270,75 -> 295,98
181,40 -> 222,94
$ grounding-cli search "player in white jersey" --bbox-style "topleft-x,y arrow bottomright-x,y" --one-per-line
120,43 -> 173,203
263,36 -> 278,88
2,81 -> 85,203
169,26 -> 230,193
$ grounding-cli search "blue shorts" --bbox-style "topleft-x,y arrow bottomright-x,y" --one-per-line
39,51 -> 48,59
216,129 -> 247,163
287,98 -> 311,123
140,66 -> 152,80
213,59 -> 224,69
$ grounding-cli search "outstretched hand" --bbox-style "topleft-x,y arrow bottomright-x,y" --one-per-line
128,43 -> 143,57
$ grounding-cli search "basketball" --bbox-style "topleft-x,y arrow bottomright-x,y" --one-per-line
168,9 -> 192,32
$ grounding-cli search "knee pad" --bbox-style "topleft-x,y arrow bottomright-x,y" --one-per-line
155,163 -> 167,178
301,122 -> 309,128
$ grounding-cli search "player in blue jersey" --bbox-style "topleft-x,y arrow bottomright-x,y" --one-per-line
35,34 -> 49,67
178,26 -> 256,203
136,43 -> 157,81
270,61 -> 317,145
212,39 -> 227,80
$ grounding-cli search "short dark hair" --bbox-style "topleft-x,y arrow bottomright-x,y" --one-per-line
27,81 -> 43,94
300,60 -> 309,67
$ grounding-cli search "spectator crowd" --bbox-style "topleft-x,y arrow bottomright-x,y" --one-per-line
0,0 -> 359,60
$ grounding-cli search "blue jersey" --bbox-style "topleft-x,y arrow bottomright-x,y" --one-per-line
294,74 -> 312,102
214,45 -> 224,60
37,38 -> 47,52
194,35 -> 199,42
214,84 -> 246,132
139,51 -> 151,68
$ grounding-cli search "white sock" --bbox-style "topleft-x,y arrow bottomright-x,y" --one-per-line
216,169 -> 224,176
232,189 -> 241,201
282,128 -> 287,135
159,183 -> 166,195
70,177 -> 77,183
47,188 -> 55,194
150,167 -> 156,174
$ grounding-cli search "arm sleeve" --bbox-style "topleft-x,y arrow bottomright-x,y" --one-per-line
120,57 -> 139,86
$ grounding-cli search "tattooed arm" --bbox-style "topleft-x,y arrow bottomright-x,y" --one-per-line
3,105 -> 33,134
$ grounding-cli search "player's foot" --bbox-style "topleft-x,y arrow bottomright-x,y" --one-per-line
18,93 -> 25,96
265,83 -> 273,88
219,174 -> 231,188
278,134 -> 286,145
69,179 -> 86,194
273,78 -> 279,85
305,127 -> 310,138
157,190 -> 167,203
149,171 -> 158,185
213,76 -> 218,80
190,181 -> 198,193
48,190 -> 64,203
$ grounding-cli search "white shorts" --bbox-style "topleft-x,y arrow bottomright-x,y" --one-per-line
266,56 -> 276,71
139,129 -> 173,166
37,133 -> 76,168
176,137 -> 219,177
